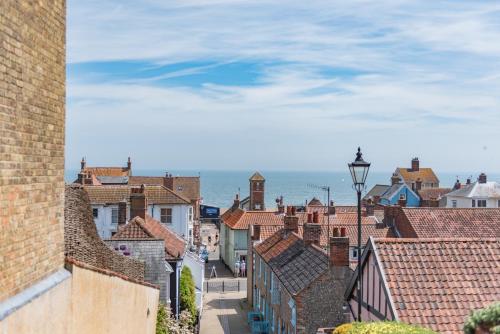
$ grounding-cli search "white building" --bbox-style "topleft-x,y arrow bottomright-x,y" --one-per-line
444,173 -> 500,208
84,185 -> 194,241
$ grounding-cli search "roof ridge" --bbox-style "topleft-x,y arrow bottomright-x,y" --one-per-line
375,237 -> 500,243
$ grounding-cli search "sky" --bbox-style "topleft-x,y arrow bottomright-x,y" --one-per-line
66,0 -> 500,173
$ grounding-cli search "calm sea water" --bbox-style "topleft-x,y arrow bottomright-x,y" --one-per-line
65,170 -> 500,208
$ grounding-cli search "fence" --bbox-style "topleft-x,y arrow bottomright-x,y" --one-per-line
205,279 -> 247,293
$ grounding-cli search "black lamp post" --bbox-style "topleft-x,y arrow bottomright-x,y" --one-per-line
348,147 -> 370,322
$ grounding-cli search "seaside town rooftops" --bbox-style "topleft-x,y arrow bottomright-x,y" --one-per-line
354,238 -> 500,333
83,167 -> 131,178
387,207 -> 500,238
363,184 -> 390,201
417,187 -> 452,200
83,184 -> 191,205
446,180 -> 500,198
396,167 -> 439,184
113,215 -> 187,260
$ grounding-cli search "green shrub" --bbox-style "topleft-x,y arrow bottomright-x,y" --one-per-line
179,266 -> 197,325
464,302 -> 500,334
332,321 -> 437,334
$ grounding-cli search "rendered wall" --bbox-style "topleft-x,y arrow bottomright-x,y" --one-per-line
0,0 -> 66,301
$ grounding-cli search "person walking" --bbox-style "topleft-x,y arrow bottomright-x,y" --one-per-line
234,259 -> 240,278
240,260 -> 246,277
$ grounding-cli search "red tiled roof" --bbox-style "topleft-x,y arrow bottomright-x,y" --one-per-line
249,172 -> 265,181
374,238 -> 500,334
129,176 -> 201,202
400,207 -> 500,238
83,185 -> 190,205
128,176 -> 165,185
396,167 -> 439,184
418,188 -> 451,200
113,215 -> 186,260
84,167 -> 130,177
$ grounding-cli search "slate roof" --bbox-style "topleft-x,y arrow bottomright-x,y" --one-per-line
374,238 -> 500,334
363,184 -> 391,201
399,207 -> 500,238
96,176 -> 129,184
83,185 -> 190,205
446,181 -> 500,198
418,188 -> 451,201
254,230 -> 329,295
395,167 -> 439,184
113,215 -> 186,260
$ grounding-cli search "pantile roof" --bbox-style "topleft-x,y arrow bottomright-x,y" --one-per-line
113,215 -> 186,260
418,188 -> 451,201
83,185 -> 190,205
129,176 -> 201,202
399,207 -> 500,238
84,167 -> 130,177
374,238 -> 500,334
396,167 -> 439,184
128,176 -> 165,185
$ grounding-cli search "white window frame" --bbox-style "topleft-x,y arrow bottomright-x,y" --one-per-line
452,200 -> 457,208
111,208 -> 118,225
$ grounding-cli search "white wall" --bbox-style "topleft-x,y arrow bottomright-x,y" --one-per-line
445,196 -> 500,208
92,205 -> 120,239
183,251 -> 205,312
148,204 -> 193,243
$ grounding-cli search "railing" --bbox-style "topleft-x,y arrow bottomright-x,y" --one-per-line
205,279 -> 247,293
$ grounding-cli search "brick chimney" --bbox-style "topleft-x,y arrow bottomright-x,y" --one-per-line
479,173 -> 487,184
411,157 -> 420,172
118,200 -> 127,226
453,179 -> 461,190
232,194 -> 240,210
251,224 -> 261,241
277,196 -> 285,214
329,227 -> 349,267
328,200 -> 336,215
416,178 -> 422,191
284,206 -> 299,234
313,211 -> 319,224
366,199 -> 375,216
163,172 -> 174,190
466,177 -> 472,185
80,157 -> 86,170
304,213 -> 321,247
391,173 -> 401,186
130,185 -> 147,219
127,157 -> 132,170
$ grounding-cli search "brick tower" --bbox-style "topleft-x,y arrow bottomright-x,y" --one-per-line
249,172 -> 265,211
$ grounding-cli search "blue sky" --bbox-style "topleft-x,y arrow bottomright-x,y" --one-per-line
66,0 -> 500,172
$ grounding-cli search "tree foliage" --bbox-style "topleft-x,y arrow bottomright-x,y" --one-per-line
332,322 -> 437,334
464,302 -> 500,334
156,303 -> 193,334
179,266 -> 197,325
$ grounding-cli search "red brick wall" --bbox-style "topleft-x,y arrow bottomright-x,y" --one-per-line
0,0 -> 66,301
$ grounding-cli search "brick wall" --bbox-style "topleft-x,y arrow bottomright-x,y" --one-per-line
65,184 -> 145,281
106,239 -> 168,302
0,0 -> 66,301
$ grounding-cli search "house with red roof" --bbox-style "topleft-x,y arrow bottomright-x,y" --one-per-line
344,237 -> 500,333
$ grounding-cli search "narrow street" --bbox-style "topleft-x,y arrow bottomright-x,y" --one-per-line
200,252 -> 251,334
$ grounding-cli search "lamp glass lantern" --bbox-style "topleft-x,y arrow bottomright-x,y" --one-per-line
348,147 -> 371,192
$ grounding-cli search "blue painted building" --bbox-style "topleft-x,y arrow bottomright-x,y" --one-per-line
378,182 -> 421,207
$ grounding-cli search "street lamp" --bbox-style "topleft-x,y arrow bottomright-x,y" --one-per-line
348,147 -> 370,322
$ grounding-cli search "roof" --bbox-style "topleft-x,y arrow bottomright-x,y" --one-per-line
254,231 -> 329,295
83,185 -> 190,205
249,172 -> 265,181
363,184 -> 391,200
83,167 -> 130,177
398,207 -> 500,238
128,176 -> 165,185
113,215 -> 187,260
380,183 -> 419,202
96,176 -> 129,184
374,238 -> 500,333
129,176 -> 201,202
307,197 -> 323,206
446,181 -> 500,199
395,167 -> 439,184
418,188 -> 451,201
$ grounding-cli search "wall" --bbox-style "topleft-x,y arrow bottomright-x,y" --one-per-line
149,204 -> 192,241
106,239 -> 169,303
445,195 -> 500,208
0,264 -> 159,334
92,204 -> 119,239
182,252 -> 205,311
0,0 -> 66,301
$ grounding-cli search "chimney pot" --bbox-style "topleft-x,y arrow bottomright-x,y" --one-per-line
313,211 -> 319,223
304,222 -> 321,247
340,227 -> 346,237
127,157 -> 132,170
80,157 -> 86,170
479,173 -> 487,184
284,208 -> 299,234
291,206 -> 296,216
333,227 -> 340,237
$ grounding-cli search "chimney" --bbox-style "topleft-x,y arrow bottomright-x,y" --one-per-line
328,200 -> 336,215
411,157 -> 420,172
80,157 -> 86,170
398,197 -> 407,207
251,225 -> 261,241
127,157 -> 132,170
163,172 -> 174,190
130,185 -> 147,220
478,173 -> 487,184
284,206 -> 299,234
391,173 -> 401,186
118,200 -> 127,226
366,199 -> 375,216
416,178 -> 422,191
313,211 -> 319,224
466,178 -> 472,185
329,227 -> 349,267
453,179 -> 461,190
277,196 -> 285,214
232,194 -> 240,210
303,218 -> 321,247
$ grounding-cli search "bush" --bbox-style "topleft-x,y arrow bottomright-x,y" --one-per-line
156,303 -> 193,334
464,302 -> 500,334
332,322 -> 437,334
179,266 -> 197,325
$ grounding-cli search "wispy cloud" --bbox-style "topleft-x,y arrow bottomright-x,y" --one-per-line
66,0 -> 500,172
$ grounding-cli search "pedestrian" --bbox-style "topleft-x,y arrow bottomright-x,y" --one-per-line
240,260 -> 246,277
234,259 -> 240,278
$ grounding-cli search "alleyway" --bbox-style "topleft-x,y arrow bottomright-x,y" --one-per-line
200,259 -> 251,334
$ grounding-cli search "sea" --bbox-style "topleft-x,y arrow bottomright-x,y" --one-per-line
65,170 -> 500,209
